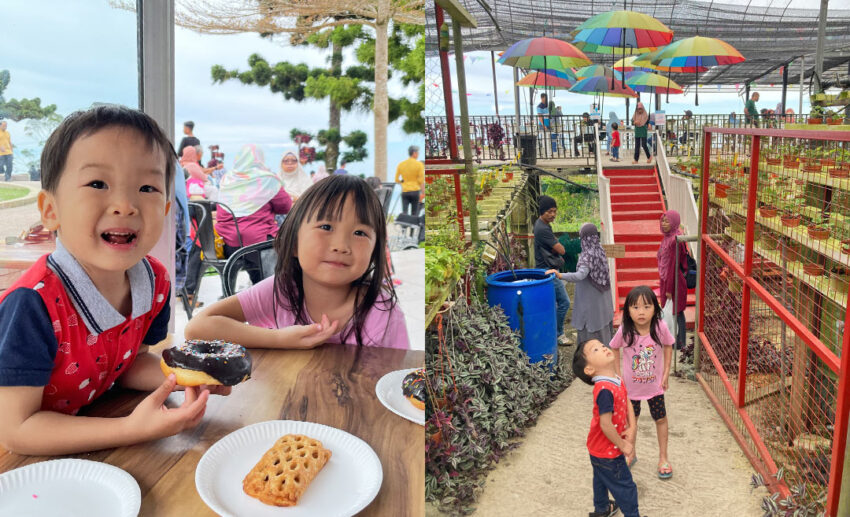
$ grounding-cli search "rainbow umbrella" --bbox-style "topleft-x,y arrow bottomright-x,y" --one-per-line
517,69 -> 576,89
570,10 -> 673,55
570,76 -> 638,98
613,55 -> 654,72
574,64 -> 623,80
498,37 -> 592,71
650,36 -> 745,105
625,71 -> 683,94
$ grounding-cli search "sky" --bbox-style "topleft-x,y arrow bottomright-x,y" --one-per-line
427,52 -> 814,121
0,0 -> 423,182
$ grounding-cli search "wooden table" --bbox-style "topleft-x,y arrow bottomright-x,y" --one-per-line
0,343 -> 425,516
0,240 -> 55,291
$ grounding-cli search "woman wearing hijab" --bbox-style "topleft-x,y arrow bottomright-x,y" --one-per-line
605,111 -> 620,156
657,210 -> 688,350
632,102 -> 653,164
546,223 -> 614,345
182,146 -> 209,199
279,147 -> 313,201
312,162 -> 329,183
215,144 -> 292,285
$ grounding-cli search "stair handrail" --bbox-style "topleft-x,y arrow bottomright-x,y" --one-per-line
594,124 -> 619,314
655,128 -> 700,257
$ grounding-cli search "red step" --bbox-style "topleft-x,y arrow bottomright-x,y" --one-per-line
614,233 -> 663,243
610,184 -> 657,194
611,192 -> 659,203
616,253 -> 658,269
622,243 -> 663,253
616,267 -> 660,281
618,280 -> 660,297
611,200 -> 665,212
603,168 -> 656,177
617,293 -> 696,309
609,175 -> 657,186
612,210 -> 664,221
614,306 -> 695,329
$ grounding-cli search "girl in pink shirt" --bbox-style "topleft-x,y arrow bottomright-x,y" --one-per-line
185,175 -> 408,348
609,285 -> 675,480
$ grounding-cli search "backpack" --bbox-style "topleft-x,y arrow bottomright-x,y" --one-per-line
681,242 -> 697,289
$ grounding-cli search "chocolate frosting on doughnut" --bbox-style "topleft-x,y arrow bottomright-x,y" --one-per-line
402,368 -> 425,404
162,339 -> 252,385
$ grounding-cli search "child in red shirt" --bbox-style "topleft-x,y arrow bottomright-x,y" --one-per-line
611,123 -> 621,162
574,339 -> 641,517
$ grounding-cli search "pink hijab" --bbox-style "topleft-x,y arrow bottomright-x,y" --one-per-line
181,146 -> 205,181
657,210 -> 681,282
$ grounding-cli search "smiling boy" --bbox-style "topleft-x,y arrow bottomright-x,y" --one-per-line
0,105 -> 223,456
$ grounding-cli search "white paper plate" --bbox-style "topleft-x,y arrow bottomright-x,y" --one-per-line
0,459 -> 141,517
375,368 -> 425,426
195,420 -> 382,517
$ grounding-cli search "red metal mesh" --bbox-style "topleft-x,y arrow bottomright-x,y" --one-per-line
425,172 -> 463,242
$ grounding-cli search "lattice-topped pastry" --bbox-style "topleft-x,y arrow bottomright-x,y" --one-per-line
242,434 -> 332,507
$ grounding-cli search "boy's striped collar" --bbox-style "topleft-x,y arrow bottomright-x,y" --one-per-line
592,375 -> 621,386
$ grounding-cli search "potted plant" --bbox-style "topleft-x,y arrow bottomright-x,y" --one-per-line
781,143 -> 800,168
801,147 -> 823,172
829,162 -> 850,179
758,186 -> 779,217
832,266 -> 850,294
779,196 -> 804,227
803,261 -> 825,276
807,212 -> 831,240
826,109 -> 844,125
808,105 -> 825,124
830,217 -> 850,254
780,238 -> 802,262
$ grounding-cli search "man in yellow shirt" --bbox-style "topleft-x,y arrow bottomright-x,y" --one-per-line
0,121 -> 12,181
394,145 -> 424,215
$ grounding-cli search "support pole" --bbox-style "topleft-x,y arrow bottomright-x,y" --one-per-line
797,56 -> 806,115
513,67 -> 521,134
491,51 -> 499,117
452,18 -> 478,243
814,0 -> 829,93
436,7 -> 458,160
781,62 -> 789,114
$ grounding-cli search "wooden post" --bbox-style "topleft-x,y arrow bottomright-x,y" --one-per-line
781,61 -> 789,114
451,19 -> 478,243
814,0 -> 829,93
435,7 -> 458,161
491,51 -> 499,118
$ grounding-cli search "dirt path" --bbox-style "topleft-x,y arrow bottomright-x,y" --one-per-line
456,364 -> 767,516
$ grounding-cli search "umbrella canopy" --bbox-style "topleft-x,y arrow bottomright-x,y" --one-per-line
517,70 -> 576,89
498,37 -> 592,70
570,10 -> 673,55
649,35 -> 745,104
613,55 -> 654,72
624,71 -> 684,94
569,76 -> 638,98
574,64 -> 624,80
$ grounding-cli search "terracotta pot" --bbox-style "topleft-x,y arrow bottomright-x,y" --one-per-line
804,263 -> 824,276
808,118 -> 823,124
821,158 -> 837,167
829,168 -> 850,179
714,184 -> 730,198
841,239 -> 850,255
781,214 -> 802,227
803,164 -> 823,173
795,179 -> 806,186
783,158 -> 799,168
426,176 -> 435,184
828,118 -> 843,126
476,195 -> 484,201
766,157 -> 782,166
783,241 -> 801,262
759,206 -> 778,218
807,225 -> 830,240
506,172 -> 514,180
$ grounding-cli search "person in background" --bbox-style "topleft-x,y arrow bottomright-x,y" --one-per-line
574,112 -> 596,157
745,92 -> 760,127
632,103 -> 652,164
177,120 -> 200,159
605,112 -> 619,157
534,195 -> 571,346
657,210 -> 688,351
215,144 -> 292,286
279,148 -> 313,202
537,93 -> 550,129
0,120 -> 13,181
312,162 -> 329,183
728,112 -> 737,127
334,161 -> 348,175
395,145 -> 424,216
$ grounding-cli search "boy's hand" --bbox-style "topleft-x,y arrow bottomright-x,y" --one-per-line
281,314 -> 339,349
620,440 -> 634,459
127,374 -> 209,441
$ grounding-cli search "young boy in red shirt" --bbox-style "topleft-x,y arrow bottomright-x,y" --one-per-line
610,123 -> 621,162
573,339 -> 641,517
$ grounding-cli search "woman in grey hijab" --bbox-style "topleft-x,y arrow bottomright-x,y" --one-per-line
545,223 -> 615,345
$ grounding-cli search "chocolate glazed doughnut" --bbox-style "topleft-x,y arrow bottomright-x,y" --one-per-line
402,368 -> 425,410
160,340 -> 252,386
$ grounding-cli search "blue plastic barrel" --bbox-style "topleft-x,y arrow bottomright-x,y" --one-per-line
486,269 -> 557,363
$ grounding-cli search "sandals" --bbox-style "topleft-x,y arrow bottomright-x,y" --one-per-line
658,462 -> 673,479
589,500 -> 619,517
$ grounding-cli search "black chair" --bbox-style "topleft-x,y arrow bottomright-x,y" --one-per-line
181,201 -> 243,317
222,240 -> 278,297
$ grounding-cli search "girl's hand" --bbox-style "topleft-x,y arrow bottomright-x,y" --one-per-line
127,374 -> 209,441
200,384 -> 232,396
662,375 -> 670,391
544,269 -> 560,278
283,314 -> 340,349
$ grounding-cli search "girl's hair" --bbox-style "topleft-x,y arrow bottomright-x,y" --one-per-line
621,285 -> 663,347
272,174 -> 396,345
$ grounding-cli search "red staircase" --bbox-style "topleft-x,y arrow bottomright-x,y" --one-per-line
605,167 -> 695,328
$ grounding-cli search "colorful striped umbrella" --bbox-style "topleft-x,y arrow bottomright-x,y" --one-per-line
649,36 -> 745,104
517,70 -> 576,89
613,55 -> 654,72
570,11 -> 674,55
625,71 -> 683,94
574,64 -> 623,80
569,76 -> 638,98
498,37 -> 592,71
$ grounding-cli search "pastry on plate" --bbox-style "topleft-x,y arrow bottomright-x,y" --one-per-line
243,434 -> 332,506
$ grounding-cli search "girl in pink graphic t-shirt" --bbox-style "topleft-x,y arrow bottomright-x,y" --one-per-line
609,285 -> 675,480
185,175 -> 409,348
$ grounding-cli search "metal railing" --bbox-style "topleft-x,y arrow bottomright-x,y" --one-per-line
594,124 -> 618,314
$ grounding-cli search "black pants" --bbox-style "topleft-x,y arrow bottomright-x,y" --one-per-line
590,455 -> 640,517
184,244 -> 203,294
223,243 -> 265,286
574,134 -> 596,156
634,137 -> 651,160
402,190 -> 420,216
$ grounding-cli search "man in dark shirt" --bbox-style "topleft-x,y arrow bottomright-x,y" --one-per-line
177,120 -> 200,158
534,195 -> 571,346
